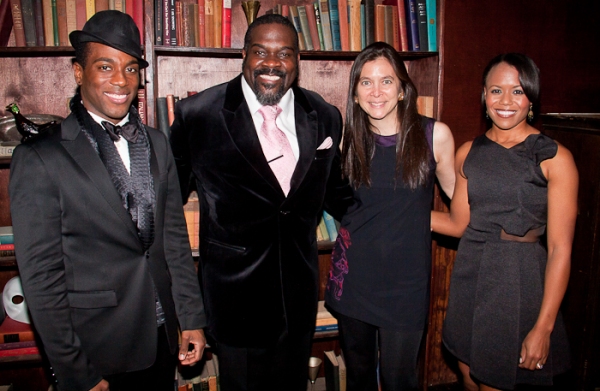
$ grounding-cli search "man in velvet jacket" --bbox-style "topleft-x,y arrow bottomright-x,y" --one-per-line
9,11 -> 206,391
170,13 -> 352,391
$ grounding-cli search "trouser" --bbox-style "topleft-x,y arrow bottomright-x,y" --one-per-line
336,311 -> 424,391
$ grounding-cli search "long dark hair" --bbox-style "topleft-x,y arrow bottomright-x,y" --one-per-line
342,42 -> 430,189
482,53 -> 541,122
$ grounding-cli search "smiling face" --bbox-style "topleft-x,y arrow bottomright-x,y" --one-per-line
73,42 -> 140,123
355,57 -> 403,134
484,62 -> 531,131
242,23 -> 299,106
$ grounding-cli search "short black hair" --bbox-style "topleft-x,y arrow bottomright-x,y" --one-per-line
243,13 -> 299,53
73,42 -> 92,69
482,53 -> 541,121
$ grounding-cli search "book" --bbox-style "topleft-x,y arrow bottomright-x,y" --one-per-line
323,350 -> 340,391
0,345 -> 39,357
162,0 -> 171,45
33,0 -> 44,45
288,5 -> 306,51
181,2 -> 195,47
19,0 -> 36,46
9,0 -> 26,46
137,88 -> 146,124
363,0 -> 373,46
75,0 -> 85,30
154,0 -> 163,45
318,217 -> 330,241
51,0 -> 59,45
212,0 -> 221,48
131,0 -> 143,43
317,0 -> 332,51
221,0 -> 230,47
204,0 -> 213,47
312,2 -> 324,50
168,0 -> 177,45
0,340 -> 37,350
360,3 -> 365,48
0,244 -> 15,250
207,356 -> 218,391
374,4 -> 384,43
326,0 -> 340,50
113,0 -> 123,12
0,317 -> 35,343
394,0 -> 408,51
41,0 -> 53,46
0,145 -> 16,157
65,0 -> 75,37
348,0 -> 360,51
197,0 -> 205,47
94,0 -> 107,12
404,0 -> 419,50
337,353 -> 346,391
55,0 -> 68,46
425,0 -> 436,51
383,5 -> 394,47
415,0 -> 428,51
322,211 -> 338,241
337,0 -> 348,51
303,4 -> 320,51
166,94 -> 177,126
417,95 -> 434,117
389,5 -> 400,51
84,0 -> 93,20
297,5 -> 313,51
0,0 -> 14,47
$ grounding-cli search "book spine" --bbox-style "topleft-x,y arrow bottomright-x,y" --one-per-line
374,4 -> 384,43
156,97 -> 170,138
297,5 -> 313,50
169,0 -> 177,45
221,0 -> 230,48
360,3 -> 365,49
113,0 -> 123,12
132,0 -> 143,43
154,0 -> 163,45
416,0 -> 428,51
404,0 -> 419,50
348,0 -> 360,51
0,244 -> 15,250
363,0 -> 373,46
0,146 -> 16,157
55,0 -> 67,45
322,211 -> 338,240
0,0 -> 14,47
166,94 -> 176,126
337,0 -> 348,51
162,0 -> 170,45
85,0 -> 93,19
108,0 -> 114,9
41,0 -> 53,46
175,0 -> 182,46
313,2 -> 324,51
20,0 -> 36,46
0,340 -> 37,350
94,0 -> 108,12
425,0 -> 436,51
9,0 -> 26,46
303,3 -> 320,51
137,88 -> 146,124
180,1 -> 191,46
0,346 -> 39,357
212,0 -> 221,48
317,0 -> 332,51
288,6 -> 305,51
390,5 -> 400,51
51,0 -> 58,45
33,0 -> 44,45
204,0 -> 213,47
326,0 -> 340,50
396,0 -> 408,51
65,0 -> 76,36
75,0 -> 85,30
197,0 -> 205,47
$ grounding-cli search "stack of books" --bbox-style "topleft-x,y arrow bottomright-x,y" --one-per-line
176,355 -> 220,390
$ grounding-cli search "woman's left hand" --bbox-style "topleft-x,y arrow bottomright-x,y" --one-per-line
519,326 -> 550,371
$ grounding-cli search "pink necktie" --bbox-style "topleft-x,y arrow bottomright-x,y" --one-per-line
258,105 -> 296,195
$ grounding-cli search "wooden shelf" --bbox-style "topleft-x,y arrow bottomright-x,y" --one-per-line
0,47 -> 75,57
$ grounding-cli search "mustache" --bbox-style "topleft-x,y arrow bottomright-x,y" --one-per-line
253,68 -> 286,79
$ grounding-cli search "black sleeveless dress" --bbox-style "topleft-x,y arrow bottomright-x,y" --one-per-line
325,117 -> 435,331
443,133 -> 570,389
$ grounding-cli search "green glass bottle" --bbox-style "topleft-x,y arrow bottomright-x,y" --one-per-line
6,103 -> 57,142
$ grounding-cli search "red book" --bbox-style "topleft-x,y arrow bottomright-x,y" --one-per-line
337,0 -> 349,51
166,94 -> 176,126
304,2 -> 320,51
137,88 -> 146,125
220,0 -> 230,48
132,0 -> 143,43
197,0 -> 205,47
9,0 -> 26,46
0,317 -> 35,343
0,346 -> 39,357
0,0 -> 14,46
75,0 -> 86,30
0,340 -> 37,350
55,0 -> 68,46
395,0 -> 408,51
0,244 -> 14,250
94,0 -> 108,12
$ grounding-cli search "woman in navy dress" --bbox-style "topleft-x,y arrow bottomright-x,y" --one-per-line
325,42 -> 456,390
432,53 -> 577,390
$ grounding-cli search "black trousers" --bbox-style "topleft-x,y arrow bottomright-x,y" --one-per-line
213,327 -> 313,391
104,325 -> 177,391
336,311 -> 424,391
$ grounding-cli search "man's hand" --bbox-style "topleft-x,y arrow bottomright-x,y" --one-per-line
89,379 -> 109,391
179,329 -> 206,365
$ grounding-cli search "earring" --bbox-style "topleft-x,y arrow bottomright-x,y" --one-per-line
354,98 -> 358,104
485,111 -> 489,119
527,104 -> 534,121
398,94 -> 404,101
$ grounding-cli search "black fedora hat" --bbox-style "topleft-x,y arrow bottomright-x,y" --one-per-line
69,10 -> 149,68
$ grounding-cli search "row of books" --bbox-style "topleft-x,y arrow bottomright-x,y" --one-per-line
315,300 -> 338,333
0,227 -> 14,257
0,0 -> 144,48
270,0 -> 436,53
154,0 -> 232,48
0,316 -> 40,361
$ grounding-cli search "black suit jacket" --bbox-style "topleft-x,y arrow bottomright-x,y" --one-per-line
170,74 -> 352,347
9,114 -> 206,391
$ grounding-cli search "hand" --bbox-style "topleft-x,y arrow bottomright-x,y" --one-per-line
518,326 -> 550,371
89,379 -> 109,391
179,329 -> 206,366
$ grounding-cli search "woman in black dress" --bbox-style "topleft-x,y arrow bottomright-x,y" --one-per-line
325,42 -> 455,390
432,53 -> 578,390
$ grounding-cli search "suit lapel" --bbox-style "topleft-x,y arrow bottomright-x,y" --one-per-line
289,87 -> 318,196
222,75 -> 282,194
60,116 -> 141,242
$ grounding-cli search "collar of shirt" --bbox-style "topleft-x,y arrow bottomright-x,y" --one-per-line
88,111 -> 131,174
241,76 -> 299,160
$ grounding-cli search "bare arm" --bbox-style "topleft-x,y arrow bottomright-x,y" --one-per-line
431,141 -> 472,237
519,143 -> 578,370
432,121 -> 456,199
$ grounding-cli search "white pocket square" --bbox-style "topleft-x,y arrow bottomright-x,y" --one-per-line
317,137 -> 333,150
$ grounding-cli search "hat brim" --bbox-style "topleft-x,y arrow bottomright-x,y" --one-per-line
70,30 -> 150,69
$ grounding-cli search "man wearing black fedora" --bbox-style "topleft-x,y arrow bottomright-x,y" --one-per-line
9,10 -> 206,391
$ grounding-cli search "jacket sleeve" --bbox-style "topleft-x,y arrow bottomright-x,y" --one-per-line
9,143 -> 103,391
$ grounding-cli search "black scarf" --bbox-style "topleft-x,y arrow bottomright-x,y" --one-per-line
70,91 -> 155,251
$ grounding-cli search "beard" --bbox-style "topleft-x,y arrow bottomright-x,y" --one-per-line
253,68 -> 287,106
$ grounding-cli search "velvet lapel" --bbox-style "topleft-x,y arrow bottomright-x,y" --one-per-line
222,75 -> 282,195
60,115 -> 142,246
289,86 -> 318,197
